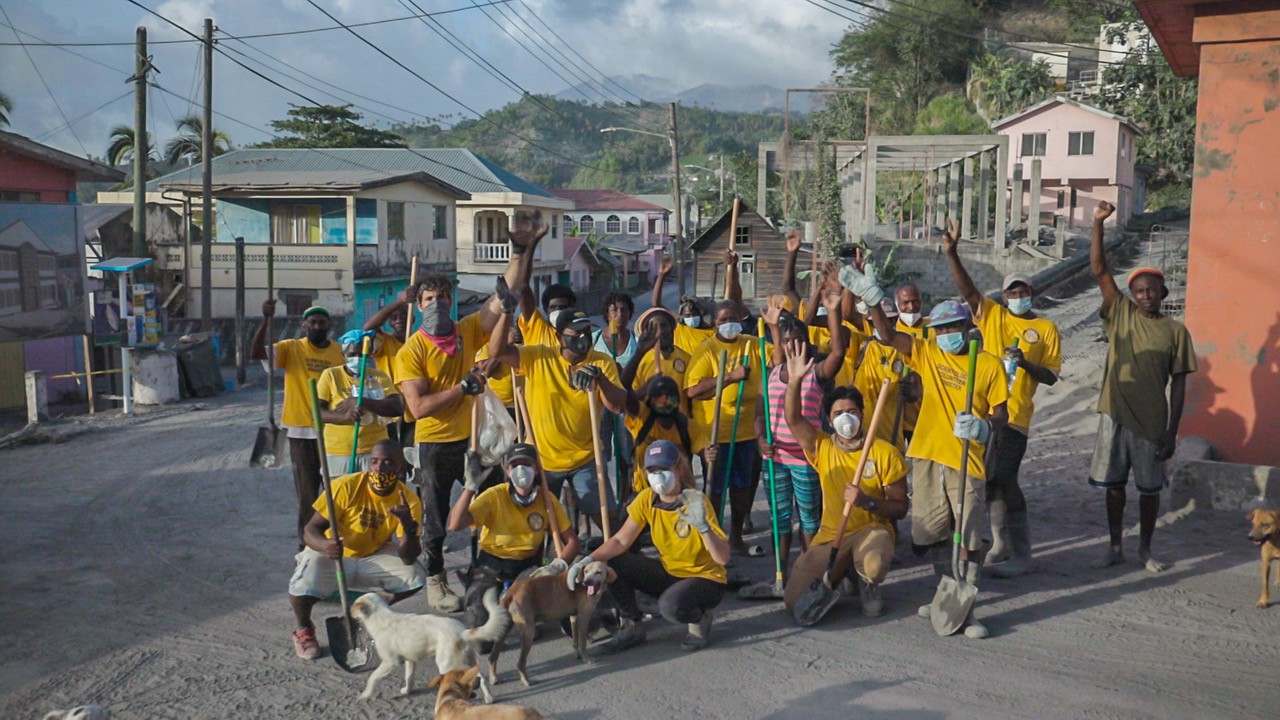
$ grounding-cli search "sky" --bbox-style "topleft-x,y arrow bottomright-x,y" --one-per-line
0,0 -> 854,159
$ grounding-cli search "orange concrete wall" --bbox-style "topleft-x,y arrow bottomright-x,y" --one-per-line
1181,31 -> 1280,466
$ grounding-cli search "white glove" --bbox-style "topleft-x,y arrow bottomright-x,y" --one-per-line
676,489 -> 711,534
565,554 -> 595,590
528,557 -> 569,578
953,412 -> 991,444
837,265 -> 885,307
463,450 -> 486,494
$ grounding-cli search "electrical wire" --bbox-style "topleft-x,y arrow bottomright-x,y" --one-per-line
0,2 -> 90,155
881,0 -> 1139,56
514,0 -> 650,106
32,90 -> 132,142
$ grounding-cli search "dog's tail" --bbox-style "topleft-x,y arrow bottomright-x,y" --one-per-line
462,587 -> 511,645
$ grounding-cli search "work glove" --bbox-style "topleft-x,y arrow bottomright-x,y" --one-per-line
676,489 -> 711,534
463,449 -> 486,494
459,369 -> 485,396
571,365 -> 602,392
953,412 -> 991,444
529,557 -> 569,578
837,265 -> 885,307
495,277 -> 519,315
566,554 -> 596,590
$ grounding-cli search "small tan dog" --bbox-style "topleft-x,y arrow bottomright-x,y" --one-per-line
488,560 -> 616,687
1247,508 -> 1280,609
428,667 -> 546,720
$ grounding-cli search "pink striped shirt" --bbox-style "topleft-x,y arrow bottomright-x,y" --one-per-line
767,365 -> 824,467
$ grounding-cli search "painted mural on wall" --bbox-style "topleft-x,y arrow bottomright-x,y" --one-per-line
0,203 -> 85,342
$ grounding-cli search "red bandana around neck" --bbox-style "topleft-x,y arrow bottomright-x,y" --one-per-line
419,325 -> 459,356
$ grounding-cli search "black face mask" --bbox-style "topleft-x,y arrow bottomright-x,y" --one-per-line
306,327 -> 329,344
562,332 -> 592,356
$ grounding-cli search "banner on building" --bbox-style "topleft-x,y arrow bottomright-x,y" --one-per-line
0,203 -> 86,342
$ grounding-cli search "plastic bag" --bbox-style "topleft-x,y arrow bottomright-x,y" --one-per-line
475,387 -> 517,467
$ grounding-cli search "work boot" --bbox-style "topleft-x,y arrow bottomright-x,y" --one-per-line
681,610 -> 713,651
986,501 -> 1010,565
989,512 -> 1037,578
858,577 -> 884,618
426,573 -> 463,613
962,561 -> 988,639
601,618 -> 646,654
291,626 -> 320,660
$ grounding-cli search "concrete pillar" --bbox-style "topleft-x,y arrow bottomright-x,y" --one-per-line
1054,215 -> 1067,259
923,168 -> 934,234
994,136 -> 1009,249
25,370 -> 48,425
947,162 -> 960,226
1028,158 -> 1043,245
934,166 -> 945,230
961,156 -> 975,239
977,150 -> 992,242
862,143 -> 877,244
848,157 -> 863,244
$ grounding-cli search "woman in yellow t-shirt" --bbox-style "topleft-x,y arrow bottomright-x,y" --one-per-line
566,441 -> 729,653
626,375 -> 694,494
317,330 -> 404,473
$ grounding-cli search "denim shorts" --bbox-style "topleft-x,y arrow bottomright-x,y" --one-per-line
545,461 -> 616,515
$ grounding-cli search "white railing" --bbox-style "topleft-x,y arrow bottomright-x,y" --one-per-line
474,242 -> 511,263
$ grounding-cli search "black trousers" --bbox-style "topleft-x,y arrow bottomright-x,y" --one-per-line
607,552 -> 725,624
289,437 -> 322,544
987,425 -> 1030,514
416,439 -> 500,576
463,551 -> 539,629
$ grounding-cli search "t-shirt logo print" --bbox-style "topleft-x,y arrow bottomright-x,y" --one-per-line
674,518 -> 692,538
356,506 -> 385,531
1022,328 -> 1041,344
527,513 -> 545,532
862,459 -> 878,479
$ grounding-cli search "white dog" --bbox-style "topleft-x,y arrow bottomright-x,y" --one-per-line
352,587 -> 510,703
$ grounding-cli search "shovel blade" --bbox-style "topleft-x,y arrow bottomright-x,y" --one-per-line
929,575 -> 978,636
792,576 -> 839,626
325,615 -> 377,673
738,580 -> 785,601
250,426 -> 288,469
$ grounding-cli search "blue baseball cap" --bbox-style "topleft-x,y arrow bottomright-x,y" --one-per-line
643,440 -> 680,470
926,300 -> 972,328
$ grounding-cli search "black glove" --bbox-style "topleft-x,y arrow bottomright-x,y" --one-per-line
495,277 -> 519,315
459,370 -> 485,396
571,365 -> 602,391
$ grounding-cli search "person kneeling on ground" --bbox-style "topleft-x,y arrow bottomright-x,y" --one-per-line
567,441 -> 730,652
287,439 -> 423,660
777,340 -> 909,620
447,442 -> 580,632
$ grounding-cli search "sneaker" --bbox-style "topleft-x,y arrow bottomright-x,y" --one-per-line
917,603 -> 932,620
837,577 -> 857,597
427,572 -> 463,613
292,626 -> 320,660
964,615 -> 989,639
681,610 -> 712,651
601,618 -> 646,654
858,579 -> 884,618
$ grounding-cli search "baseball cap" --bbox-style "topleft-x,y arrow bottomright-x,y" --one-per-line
643,440 -> 680,470
302,306 -> 330,319
555,309 -> 595,334
1002,272 -> 1034,292
926,299 -> 972,328
878,297 -> 899,318
503,442 -> 539,467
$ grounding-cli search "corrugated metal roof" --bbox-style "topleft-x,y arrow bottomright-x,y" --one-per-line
146,148 -> 553,197
553,189 -> 668,212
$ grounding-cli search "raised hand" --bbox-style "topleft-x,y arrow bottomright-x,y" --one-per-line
724,248 -> 738,267
659,256 -> 674,275
389,488 -> 415,528
509,210 -> 548,249
783,339 -> 814,383
941,218 -> 961,253
785,225 -> 802,253
495,277 -> 519,315
1095,201 -> 1115,223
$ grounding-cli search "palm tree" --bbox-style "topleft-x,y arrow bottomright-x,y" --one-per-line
106,125 -> 157,166
0,91 -> 12,128
164,114 -> 232,166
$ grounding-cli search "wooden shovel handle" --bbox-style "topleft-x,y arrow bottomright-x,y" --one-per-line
513,384 -> 565,556
405,256 -> 419,335
827,378 -> 892,566
586,388 -> 613,540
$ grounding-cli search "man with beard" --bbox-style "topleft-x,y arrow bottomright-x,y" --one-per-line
286,440 -> 422,660
252,304 -> 345,544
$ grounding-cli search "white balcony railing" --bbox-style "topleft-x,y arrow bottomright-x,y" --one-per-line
474,242 -> 511,263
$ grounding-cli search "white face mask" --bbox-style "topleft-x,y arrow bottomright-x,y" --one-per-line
832,412 -> 862,439
855,301 -> 868,315
816,307 -> 829,317
508,464 -> 536,492
718,322 -> 742,341
547,309 -> 565,328
345,356 -> 364,375
647,469 -> 678,496
682,316 -> 701,327
899,311 -> 921,327
1007,297 -> 1033,315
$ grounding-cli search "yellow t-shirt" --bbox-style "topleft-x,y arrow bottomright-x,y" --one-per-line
684,335 -> 762,451
316,365 -> 399,456
904,337 -> 1009,480
626,488 -> 727,583
806,435 -> 908,545
372,330 -> 411,422
518,310 -> 559,348
313,472 -> 422,558
673,323 -> 715,358
274,338 -> 345,428
855,341 -> 909,451
628,406 -> 689,492
895,318 -> 929,431
517,344 -> 622,473
475,345 -> 514,407
630,346 -> 691,396
469,484 -> 571,561
976,297 -> 1061,434
808,320 -> 863,358
394,313 -> 486,444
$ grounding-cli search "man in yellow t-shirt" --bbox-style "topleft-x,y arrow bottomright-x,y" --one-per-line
945,233 -> 1062,578
317,330 -> 404,473
516,282 -> 575,349
842,255 -> 1009,640
287,440 -> 423,660
774,341 -> 909,622
488,308 -> 629,536
250,303 -> 345,545
447,443 -> 580,631
363,286 -> 414,446
855,299 -> 920,453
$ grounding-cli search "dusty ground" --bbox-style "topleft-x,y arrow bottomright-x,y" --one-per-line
2,236 -> 1278,720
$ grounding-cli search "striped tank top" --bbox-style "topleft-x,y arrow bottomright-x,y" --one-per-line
767,364 -> 824,467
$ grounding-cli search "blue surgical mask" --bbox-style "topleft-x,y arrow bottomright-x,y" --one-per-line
345,356 -> 364,374
682,316 -> 701,328
1007,297 -> 1033,315
937,332 -> 966,354
718,322 -> 742,341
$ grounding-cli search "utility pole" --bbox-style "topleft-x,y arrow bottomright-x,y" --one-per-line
130,27 -> 149,258
667,102 -> 685,297
201,18 -> 214,329
718,154 -> 725,204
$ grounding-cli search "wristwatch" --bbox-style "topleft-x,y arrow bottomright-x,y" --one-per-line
866,499 -> 878,512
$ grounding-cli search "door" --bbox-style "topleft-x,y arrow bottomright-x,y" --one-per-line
739,252 -> 756,299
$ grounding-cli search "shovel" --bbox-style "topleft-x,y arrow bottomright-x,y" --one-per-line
586,388 -> 613,541
345,335 -> 372,474
717,350 -> 750,523
251,246 -> 287,468
703,350 -> 729,495
308,378 -> 377,673
741,318 -> 784,600
794,378 -> 892,626
930,337 -> 981,636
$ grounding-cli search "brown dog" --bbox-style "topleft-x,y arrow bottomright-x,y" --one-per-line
428,667 -> 546,720
488,560 -> 616,687
1248,508 -> 1280,609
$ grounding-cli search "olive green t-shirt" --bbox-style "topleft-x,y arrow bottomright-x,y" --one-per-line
1096,295 -> 1197,443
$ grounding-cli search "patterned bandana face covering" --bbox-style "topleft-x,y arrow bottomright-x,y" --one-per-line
369,471 -> 398,494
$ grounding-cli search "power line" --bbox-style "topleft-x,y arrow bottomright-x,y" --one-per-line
32,90 -> 132,142
514,0 -> 650,106
881,0 -> 1140,57
0,2 -> 91,156
489,0 -> 628,107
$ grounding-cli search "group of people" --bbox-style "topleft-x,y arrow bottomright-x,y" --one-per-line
270,201 -> 1195,661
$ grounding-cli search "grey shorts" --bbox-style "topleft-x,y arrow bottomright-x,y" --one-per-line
1088,414 -> 1167,496
288,547 -> 426,599
545,462 -> 616,515
326,453 -> 370,475
910,460 -> 986,551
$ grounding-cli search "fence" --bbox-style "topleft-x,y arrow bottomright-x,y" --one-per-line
1147,224 -> 1190,317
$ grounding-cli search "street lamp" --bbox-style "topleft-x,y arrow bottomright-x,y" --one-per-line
683,158 -> 737,204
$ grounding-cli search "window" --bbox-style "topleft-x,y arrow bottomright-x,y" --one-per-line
1021,133 -> 1046,157
734,225 -> 750,246
0,191 -> 41,203
270,204 -> 321,244
433,205 -> 448,239
605,215 -> 621,234
563,215 -> 574,235
627,217 -> 641,234
549,212 -> 558,239
648,218 -> 661,235
0,249 -> 16,271
386,202 -> 406,240
39,255 -> 55,272
579,215 -> 595,233
1068,131 -> 1095,156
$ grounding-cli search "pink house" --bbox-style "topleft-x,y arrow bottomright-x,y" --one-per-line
993,96 -> 1142,227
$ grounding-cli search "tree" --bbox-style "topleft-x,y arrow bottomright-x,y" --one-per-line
260,104 -> 405,148
0,91 -> 12,128
914,94 -> 991,135
164,115 -> 232,166
106,126 -> 157,166
969,54 -> 1056,122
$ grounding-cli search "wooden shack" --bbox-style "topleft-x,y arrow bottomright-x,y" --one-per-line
690,198 -> 810,304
